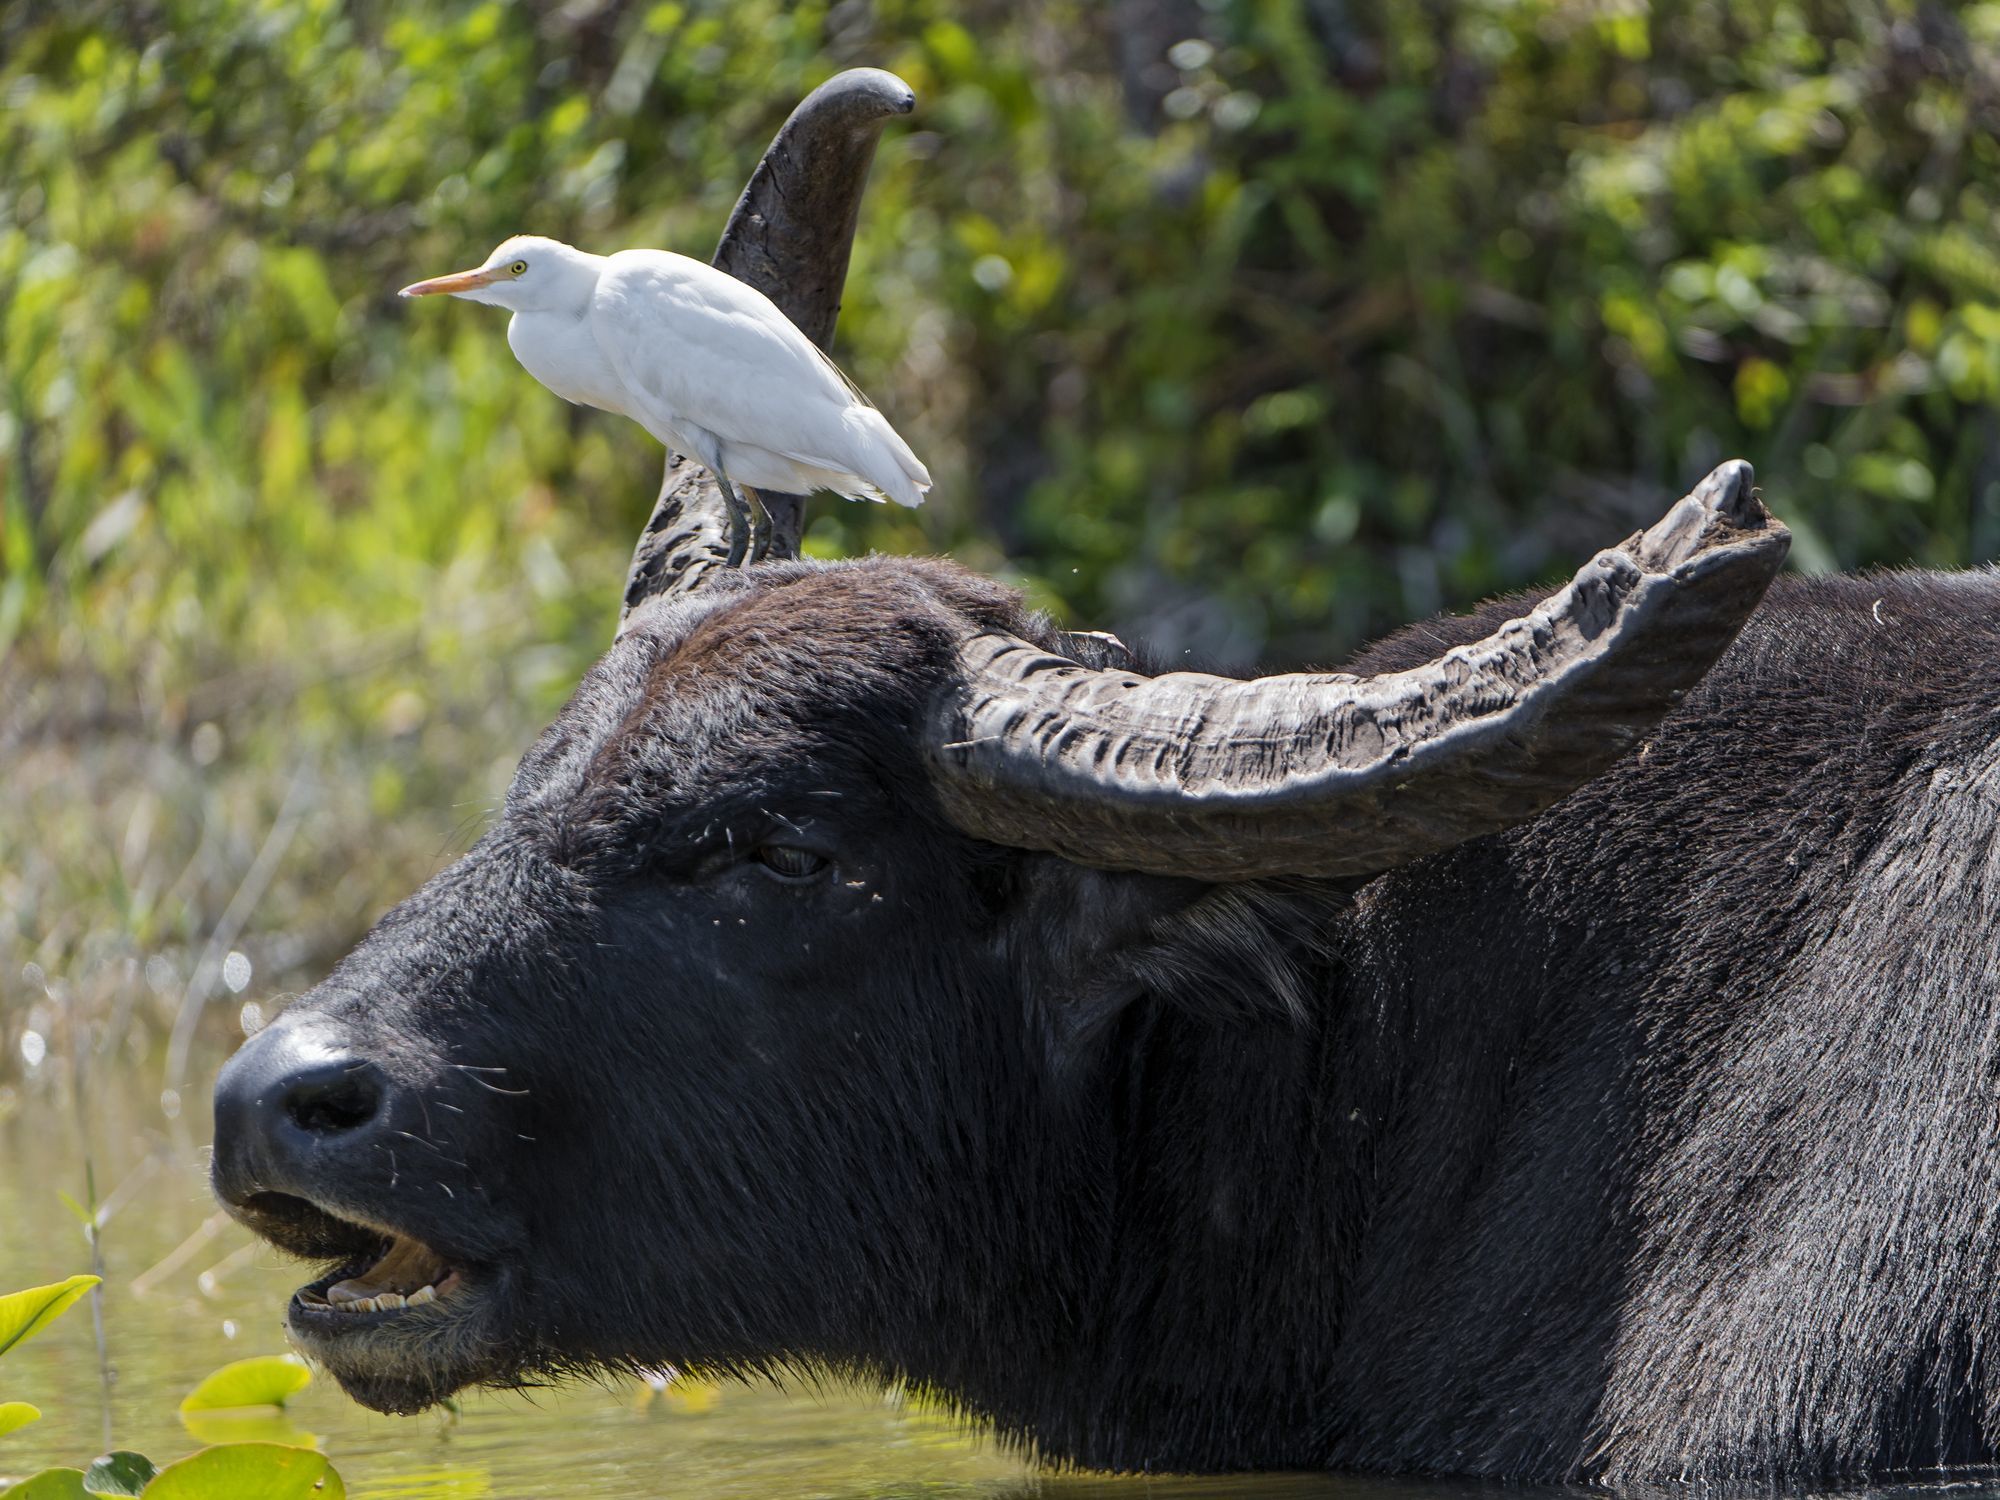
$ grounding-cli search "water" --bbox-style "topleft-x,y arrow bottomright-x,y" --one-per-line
0,1052 -> 1373,1498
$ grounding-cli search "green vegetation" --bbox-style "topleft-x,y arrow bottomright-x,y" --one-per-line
177,1356 -> 314,1418
136,1445 -> 341,1500
0,1281 -> 341,1498
7,1 -> 2000,1054
0,1276 -> 101,1448
0,1279 -> 100,1366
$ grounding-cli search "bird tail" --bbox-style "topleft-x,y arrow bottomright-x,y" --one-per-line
841,407 -> 931,508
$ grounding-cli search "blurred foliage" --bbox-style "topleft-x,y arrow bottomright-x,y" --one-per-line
7,0 -> 2000,1065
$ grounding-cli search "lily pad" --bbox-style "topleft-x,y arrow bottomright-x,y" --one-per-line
178,1355 -> 311,1414
80,1452 -> 157,1498
0,1401 -> 42,1437
177,1408 -> 317,1449
139,1444 -> 343,1500
4,1470 -> 90,1499
0,1278 -> 101,1361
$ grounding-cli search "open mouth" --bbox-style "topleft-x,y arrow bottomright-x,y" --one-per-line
227,1191 -> 483,1340
220,1188 -> 518,1412
293,1232 -> 470,1325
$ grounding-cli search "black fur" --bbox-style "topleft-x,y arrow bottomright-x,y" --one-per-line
213,557 -> 2000,1485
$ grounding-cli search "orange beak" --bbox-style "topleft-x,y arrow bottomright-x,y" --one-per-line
398,266 -> 504,299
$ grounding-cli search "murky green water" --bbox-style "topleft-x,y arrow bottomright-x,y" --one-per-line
0,1052 -> 1379,1499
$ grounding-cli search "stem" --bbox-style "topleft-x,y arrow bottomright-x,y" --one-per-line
70,1037 -> 113,1452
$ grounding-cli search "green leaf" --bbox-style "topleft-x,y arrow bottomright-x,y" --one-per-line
81,1452 -> 158,1497
138,1444 -> 343,1500
178,1355 -> 311,1414
0,1278 -> 102,1361
5,1470 -> 90,1499
0,1401 -> 42,1437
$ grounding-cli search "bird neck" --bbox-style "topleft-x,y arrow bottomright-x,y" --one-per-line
552,253 -> 607,318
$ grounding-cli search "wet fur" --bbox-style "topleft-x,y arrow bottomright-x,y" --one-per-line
230,558 -> 2000,1484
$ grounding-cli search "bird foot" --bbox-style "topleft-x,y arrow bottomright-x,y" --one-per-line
717,475 -> 753,568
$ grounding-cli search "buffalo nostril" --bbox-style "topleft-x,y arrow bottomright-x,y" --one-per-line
283,1062 -> 385,1135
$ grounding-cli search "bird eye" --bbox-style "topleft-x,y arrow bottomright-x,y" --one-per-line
754,845 -> 828,881
509,260 -> 528,275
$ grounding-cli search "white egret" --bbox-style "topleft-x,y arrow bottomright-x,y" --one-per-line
400,234 -> 929,560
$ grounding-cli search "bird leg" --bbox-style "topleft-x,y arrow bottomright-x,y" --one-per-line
744,485 -> 773,563
715,473 -> 753,568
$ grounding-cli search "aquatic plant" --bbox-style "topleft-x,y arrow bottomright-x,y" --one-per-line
0,1280 -> 344,1498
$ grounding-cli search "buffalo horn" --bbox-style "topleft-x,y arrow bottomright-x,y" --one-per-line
619,68 -> 916,631
926,462 -> 1790,881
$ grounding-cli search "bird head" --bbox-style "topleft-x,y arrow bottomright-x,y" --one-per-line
399,235 -> 599,313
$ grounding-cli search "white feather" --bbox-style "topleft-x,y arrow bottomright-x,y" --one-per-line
405,235 -> 931,510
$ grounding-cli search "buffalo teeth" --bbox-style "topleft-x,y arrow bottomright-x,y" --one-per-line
325,1282 -> 442,1313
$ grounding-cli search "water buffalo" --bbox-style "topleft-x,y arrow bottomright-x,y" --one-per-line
210,75 -> 1997,1486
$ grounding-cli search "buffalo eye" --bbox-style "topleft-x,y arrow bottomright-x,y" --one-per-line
754,844 -> 829,882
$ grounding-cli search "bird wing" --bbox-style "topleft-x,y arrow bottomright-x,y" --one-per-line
589,250 -> 880,467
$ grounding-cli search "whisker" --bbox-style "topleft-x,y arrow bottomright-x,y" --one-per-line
461,1075 -> 530,1096
452,1064 -> 530,1096
390,1130 -> 468,1169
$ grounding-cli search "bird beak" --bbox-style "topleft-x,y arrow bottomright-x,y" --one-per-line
398,267 -> 504,299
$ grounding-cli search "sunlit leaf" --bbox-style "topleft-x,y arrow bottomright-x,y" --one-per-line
178,1354 -> 311,1413
138,1444 -> 343,1500
5,1470 -> 90,1499
80,1451 -> 158,1497
0,1401 -> 42,1437
0,1278 -> 102,1361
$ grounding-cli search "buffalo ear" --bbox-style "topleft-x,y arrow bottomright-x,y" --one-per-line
1005,860 -> 1331,1065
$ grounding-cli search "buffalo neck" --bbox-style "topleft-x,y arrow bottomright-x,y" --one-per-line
892,893 -> 1383,1471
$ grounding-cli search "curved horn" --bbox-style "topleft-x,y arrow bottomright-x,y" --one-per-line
713,66 -> 917,351
619,68 -> 916,630
926,462 -> 1790,881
